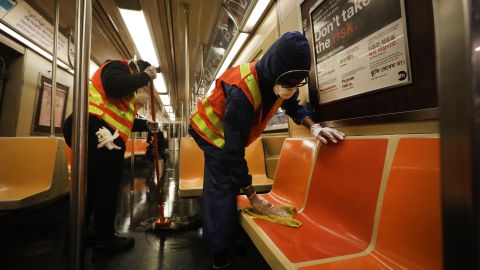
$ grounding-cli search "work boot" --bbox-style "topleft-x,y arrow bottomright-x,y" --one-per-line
92,233 -> 135,260
212,252 -> 232,269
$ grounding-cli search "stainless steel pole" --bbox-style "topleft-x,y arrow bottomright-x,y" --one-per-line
183,4 -> 190,136
70,0 -> 91,269
130,134 -> 135,193
435,0 -> 480,268
50,0 -> 59,137
180,102 -> 184,137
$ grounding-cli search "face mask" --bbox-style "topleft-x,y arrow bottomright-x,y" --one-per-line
273,84 -> 297,99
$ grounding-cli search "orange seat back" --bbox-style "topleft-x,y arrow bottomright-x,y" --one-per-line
179,136 -> 204,184
373,137 -> 442,269
179,137 -> 271,195
269,139 -> 319,210
0,137 -> 69,210
303,138 -> 388,243
125,138 -> 148,155
179,137 -> 267,182
0,137 -> 57,187
245,138 -> 267,178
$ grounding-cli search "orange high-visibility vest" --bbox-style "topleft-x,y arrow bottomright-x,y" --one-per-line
190,62 -> 283,148
88,60 -> 137,142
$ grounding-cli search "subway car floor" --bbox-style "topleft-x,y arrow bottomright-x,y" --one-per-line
0,149 -> 271,270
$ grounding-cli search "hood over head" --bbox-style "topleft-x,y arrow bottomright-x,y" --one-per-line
128,59 -> 152,74
256,31 -> 311,90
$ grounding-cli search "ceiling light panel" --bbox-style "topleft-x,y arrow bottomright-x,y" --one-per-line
119,8 -> 159,67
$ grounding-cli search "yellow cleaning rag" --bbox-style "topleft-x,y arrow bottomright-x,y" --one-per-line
240,205 -> 302,228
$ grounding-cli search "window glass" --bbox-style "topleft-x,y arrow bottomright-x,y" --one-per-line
265,108 -> 288,131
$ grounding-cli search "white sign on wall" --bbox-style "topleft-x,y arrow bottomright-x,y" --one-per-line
1,0 -> 74,65
310,0 -> 411,104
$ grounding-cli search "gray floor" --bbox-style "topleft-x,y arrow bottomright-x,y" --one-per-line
0,149 -> 271,270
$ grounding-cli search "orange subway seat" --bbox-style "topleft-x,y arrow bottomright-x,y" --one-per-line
237,139 -> 319,210
249,138 -> 388,264
243,136 -> 274,192
0,137 -> 70,210
178,136 -> 205,194
299,137 -> 442,270
179,137 -> 274,197
124,138 -> 148,159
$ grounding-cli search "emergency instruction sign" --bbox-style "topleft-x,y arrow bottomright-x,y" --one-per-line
310,0 -> 411,104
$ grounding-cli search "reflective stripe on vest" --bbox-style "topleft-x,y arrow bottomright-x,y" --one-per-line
239,63 -> 261,112
88,83 -> 136,140
192,112 -> 225,148
191,63 -> 262,148
191,99 -> 225,148
200,99 -> 224,135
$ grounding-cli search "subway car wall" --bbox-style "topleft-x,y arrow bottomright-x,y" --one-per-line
0,38 -> 74,137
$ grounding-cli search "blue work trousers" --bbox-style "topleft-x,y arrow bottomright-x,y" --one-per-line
189,126 -> 239,255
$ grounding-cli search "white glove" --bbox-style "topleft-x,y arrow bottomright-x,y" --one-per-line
96,127 -> 121,150
248,193 -> 289,218
144,66 -> 157,80
146,120 -> 160,133
310,123 -> 345,144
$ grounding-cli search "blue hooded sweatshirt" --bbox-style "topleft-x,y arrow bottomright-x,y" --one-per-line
219,31 -> 312,188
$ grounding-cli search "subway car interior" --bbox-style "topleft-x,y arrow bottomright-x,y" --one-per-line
0,0 -> 479,269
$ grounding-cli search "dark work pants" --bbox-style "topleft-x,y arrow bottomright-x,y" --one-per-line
64,114 -> 126,238
189,126 -> 239,255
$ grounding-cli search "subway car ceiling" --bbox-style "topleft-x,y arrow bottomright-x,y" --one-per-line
4,0 -> 271,121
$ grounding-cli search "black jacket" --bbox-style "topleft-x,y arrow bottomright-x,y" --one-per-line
101,60 -> 151,131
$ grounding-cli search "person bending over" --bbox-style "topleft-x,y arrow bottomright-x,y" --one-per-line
63,59 -> 159,256
188,31 -> 345,269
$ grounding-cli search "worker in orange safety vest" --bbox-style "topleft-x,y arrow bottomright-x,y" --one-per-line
63,59 -> 159,257
189,32 -> 345,269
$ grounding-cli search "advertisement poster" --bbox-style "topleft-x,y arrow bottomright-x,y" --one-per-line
38,83 -> 66,127
310,0 -> 411,104
1,0 -> 74,64
32,75 -> 69,134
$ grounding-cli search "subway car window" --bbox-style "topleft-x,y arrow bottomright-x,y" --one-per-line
0,0 -> 479,269
264,107 -> 288,131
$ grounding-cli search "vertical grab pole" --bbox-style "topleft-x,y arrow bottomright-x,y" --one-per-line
149,83 -> 162,194
436,0 -> 480,268
150,80 -> 171,228
183,4 -> 190,137
130,134 -> 135,193
50,0 -> 59,137
70,0 -> 91,269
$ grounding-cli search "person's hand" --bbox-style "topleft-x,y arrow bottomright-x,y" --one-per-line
95,127 -> 121,150
146,120 -> 160,133
144,66 -> 157,80
310,123 -> 345,144
248,193 -> 289,218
